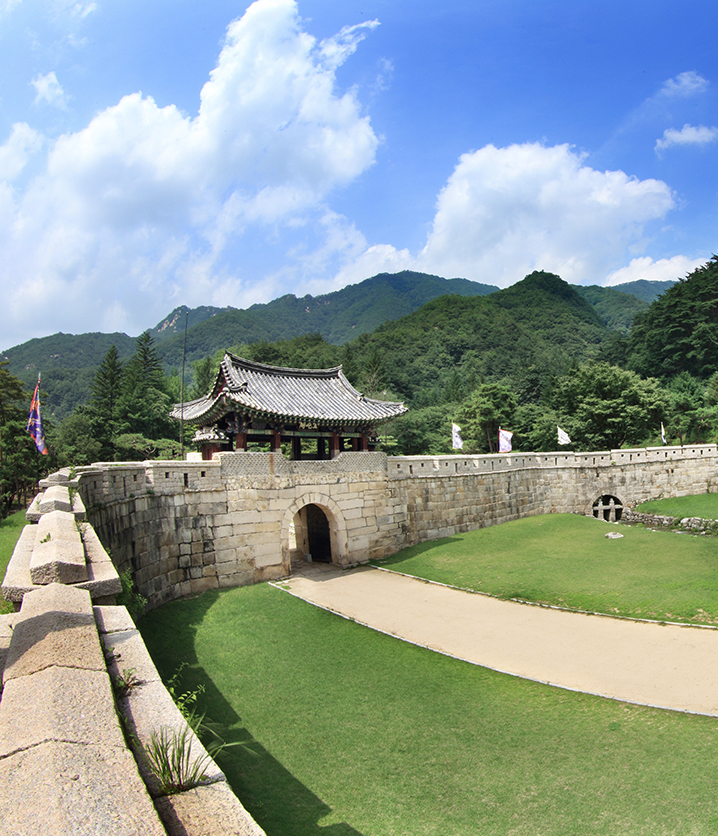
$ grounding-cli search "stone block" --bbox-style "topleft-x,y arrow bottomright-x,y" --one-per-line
30,510 -> 88,585
190,576 -> 218,595
0,740 -> 166,836
101,627 -> 162,686
255,552 -> 282,568
38,484 -> 73,515
1,524 -> 36,603
93,604 -> 135,634
0,613 -> 16,679
3,584 -> 105,683
155,780 -> 266,836
0,666 -> 124,757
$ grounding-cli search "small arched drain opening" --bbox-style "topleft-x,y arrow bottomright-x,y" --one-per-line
592,495 -> 623,522
290,503 -> 333,564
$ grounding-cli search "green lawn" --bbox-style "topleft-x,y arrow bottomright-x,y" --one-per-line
372,513 -> 718,624
0,510 -> 27,614
636,493 -> 718,519
140,583 -> 718,836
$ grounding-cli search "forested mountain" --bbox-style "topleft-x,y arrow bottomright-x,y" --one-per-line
153,271 -> 499,367
612,279 -> 675,303
1,270 -> 671,421
0,332 -> 137,422
573,285 -> 649,334
1,272 -> 496,418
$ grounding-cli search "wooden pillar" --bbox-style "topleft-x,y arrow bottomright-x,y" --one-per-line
330,432 -> 340,459
271,428 -> 282,452
317,438 -> 326,460
351,437 -> 359,451
292,436 -> 302,460
360,433 -> 369,451
235,432 -> 247,452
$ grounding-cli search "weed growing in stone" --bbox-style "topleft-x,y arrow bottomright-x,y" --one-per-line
140,724 -> 213,796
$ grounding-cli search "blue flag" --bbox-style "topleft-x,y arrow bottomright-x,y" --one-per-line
27,376 -> 48,455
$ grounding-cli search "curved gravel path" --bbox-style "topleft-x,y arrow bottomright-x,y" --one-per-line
276,563 -> 718,716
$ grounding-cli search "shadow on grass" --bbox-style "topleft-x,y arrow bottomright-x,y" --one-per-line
140,589 -> 366,836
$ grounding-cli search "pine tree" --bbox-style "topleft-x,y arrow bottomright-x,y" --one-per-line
118,332 -> 174,440
89,345 -> 124,457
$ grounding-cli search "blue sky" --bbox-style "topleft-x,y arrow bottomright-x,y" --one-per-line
1,0 -> 717,349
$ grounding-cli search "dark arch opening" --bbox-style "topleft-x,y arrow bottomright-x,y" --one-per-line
305,504 -> 332,563
592,495 -> 623,522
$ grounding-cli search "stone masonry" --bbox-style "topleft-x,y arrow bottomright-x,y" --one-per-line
74,444 -> 718,610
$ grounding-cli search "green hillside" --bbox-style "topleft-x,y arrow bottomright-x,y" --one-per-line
0,272 -> 674,422
573,285 -> 649,334
611,279 -> 675,303
154,271 -> 499,367
343,271 -> 612,403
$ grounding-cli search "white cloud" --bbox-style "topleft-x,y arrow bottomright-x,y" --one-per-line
329,143 -> 678,289
0,123 -> 42,181
32,71 -> 69,109
658,71 -> 708,99
604,255 -> 705,286
0,0 -> 379,347
655,123 -> 718,153
412,143 -> 675,285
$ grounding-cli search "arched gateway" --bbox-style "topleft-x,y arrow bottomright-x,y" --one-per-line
281,493 -> 349,569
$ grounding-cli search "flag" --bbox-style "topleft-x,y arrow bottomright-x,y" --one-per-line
661,422 -> 667,445
27,376 -> 48,455
557,426 -> 571,446
498,427 -> 513,452
451,423 -> 463,449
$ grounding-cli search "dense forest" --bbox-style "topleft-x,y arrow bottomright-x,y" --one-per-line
2,258 -> 715,517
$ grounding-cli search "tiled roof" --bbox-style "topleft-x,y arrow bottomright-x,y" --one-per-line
171,353 -> 407,427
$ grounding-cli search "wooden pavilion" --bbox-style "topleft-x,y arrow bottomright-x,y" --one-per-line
170,352 -> 407,460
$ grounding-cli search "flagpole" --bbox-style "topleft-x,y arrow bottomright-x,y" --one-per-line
180,311 -> 188,460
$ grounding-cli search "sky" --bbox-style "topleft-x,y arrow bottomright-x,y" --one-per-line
1,0 -> 718,349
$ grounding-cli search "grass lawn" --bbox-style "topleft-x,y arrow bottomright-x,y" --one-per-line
371,513 -> 718,624
0,510 -> 27,614
140,583 -> 718,836
636,493 -> 718,519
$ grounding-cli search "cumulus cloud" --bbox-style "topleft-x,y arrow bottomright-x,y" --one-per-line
658,71 -> 708,99
0,123 -> 42,180
411,143 -> 675,285
655,123 -> 718,153
604,255 -> 706,286
0,0 -> 379,347
32,71 -> 69,109
325,143 -> 678,290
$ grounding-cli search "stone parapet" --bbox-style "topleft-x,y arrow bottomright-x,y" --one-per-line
0,584 -> 167,836
2,509 -> 121,606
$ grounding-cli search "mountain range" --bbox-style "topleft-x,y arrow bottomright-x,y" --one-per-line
1,270 -> 673,420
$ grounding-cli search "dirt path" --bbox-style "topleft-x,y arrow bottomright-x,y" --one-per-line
276,564 -> 718,716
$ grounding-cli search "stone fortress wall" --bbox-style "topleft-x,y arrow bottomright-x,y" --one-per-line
78,443 -> 718,610
3,443 -> 717,833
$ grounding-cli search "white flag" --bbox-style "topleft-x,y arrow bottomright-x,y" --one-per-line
661,422 -> 667,445
557,426 -> 571,445
451,423 -> 463,449
498,427 -> 513,452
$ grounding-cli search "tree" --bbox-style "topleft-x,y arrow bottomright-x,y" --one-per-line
457,382 -> 518,453
51,406 -> 103,467
190,356 -> 216,399
628,255 -> 718,379
118,332 -> 175,441
550,362 -> 667,451
88,345 -> 124,458
0,363 -> 48,516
